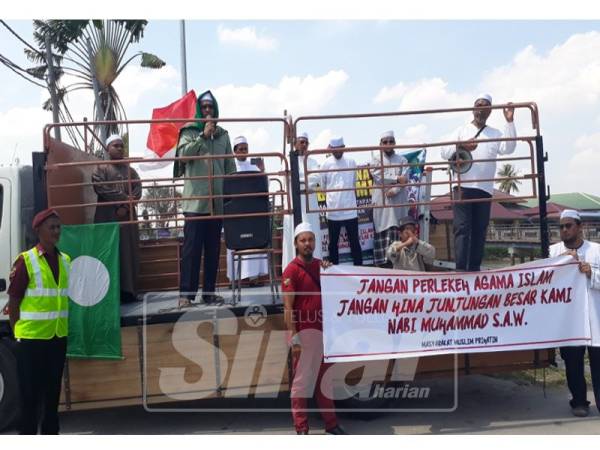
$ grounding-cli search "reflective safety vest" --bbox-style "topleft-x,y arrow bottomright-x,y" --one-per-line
14,246 -> 71,340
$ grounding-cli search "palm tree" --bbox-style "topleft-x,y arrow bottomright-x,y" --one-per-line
143,182 -> 182,232
23,20 -> 165,149
496,163 -> 522,194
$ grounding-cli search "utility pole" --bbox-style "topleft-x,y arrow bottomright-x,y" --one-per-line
180,20 -> 188,95
45,35 -> 61,141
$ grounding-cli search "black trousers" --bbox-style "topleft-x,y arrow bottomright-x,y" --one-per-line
560,346 -> 600,411
327,218 -> 363,266
16,336 -> 67,434
180,214 -> 223,300
452,187 -> 491,271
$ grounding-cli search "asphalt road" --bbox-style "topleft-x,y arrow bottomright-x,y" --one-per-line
4,374 -> 598,435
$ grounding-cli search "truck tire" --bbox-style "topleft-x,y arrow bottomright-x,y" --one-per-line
0,339 -> 21,432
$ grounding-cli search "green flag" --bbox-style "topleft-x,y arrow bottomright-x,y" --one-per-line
59,223 -> 122,359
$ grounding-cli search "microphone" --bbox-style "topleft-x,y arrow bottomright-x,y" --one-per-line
206,114 -> 214,141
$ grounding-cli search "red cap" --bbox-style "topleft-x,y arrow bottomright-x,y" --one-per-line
32,208 -> 60,229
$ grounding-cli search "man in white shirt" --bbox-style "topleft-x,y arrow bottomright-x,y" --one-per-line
282,132 -> 323,268
370,130 -> 410,267
226,136 -> 269,284
549,209 -> 600,418
319,137 -> 362,266
440,94 -> 516,271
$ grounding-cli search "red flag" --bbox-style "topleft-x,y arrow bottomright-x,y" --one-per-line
146,90 -> 197,157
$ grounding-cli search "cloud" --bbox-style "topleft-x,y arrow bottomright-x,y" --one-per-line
566,132 -> 600,194
217,25 -> 278,51
113,64 -> 179,109
402,123 -> 428,141
564,133 -> 600,195
312,129 -> 335,153
0,105 -> 52,164
373,83 -> 408,104
483,32 -> 600,113
374,78 -> 472,111
214,70 -> 349,117
225,126 -> 272,152
373,31 -> 600,117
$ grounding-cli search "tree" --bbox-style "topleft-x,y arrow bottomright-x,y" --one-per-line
142,182 -> 182,236
0,20 -> 165,150
496,163 -> 522,194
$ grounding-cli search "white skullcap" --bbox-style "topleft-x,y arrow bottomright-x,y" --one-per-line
199,92 -> 214,103
560,209 -> 581,222
105,134 -> 123,147
294,221 -> 315,238
475,93 -> 492,104
297,132 -> 309,141
380,130 -> 395,140
233,136 -> 247,147
329,136 -> 345,148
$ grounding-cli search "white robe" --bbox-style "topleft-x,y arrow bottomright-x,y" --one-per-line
282,155 -> 323,268
440,121 -> 517,195
370,152 -> 410,233
226,159 -> 269,281
550,240 -> 600,346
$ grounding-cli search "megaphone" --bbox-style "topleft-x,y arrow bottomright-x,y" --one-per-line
448,147 -> 473,174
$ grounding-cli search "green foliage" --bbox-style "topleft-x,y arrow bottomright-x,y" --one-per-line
484,246 -> 509,259
17,20 -> 163,149
496,163 -> 522,194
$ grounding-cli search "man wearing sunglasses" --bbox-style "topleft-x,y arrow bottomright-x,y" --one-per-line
369,130 -> 410,267
550,209 -> 600,418
175,90 -> 236,307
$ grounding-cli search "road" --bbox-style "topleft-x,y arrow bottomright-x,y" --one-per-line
4,374 -> 598,435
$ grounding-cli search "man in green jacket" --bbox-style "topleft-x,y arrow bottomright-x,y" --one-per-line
175,90 -> 236,307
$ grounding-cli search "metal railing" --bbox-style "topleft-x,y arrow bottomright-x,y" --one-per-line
487,223 -> 600,244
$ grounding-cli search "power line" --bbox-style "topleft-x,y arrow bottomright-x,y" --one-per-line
0,20 -> 43,56
0,54 -> 45,88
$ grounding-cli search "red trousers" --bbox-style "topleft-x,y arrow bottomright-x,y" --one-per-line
290,328 -> 338,433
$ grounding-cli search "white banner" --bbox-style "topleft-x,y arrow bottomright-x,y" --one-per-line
321,256 -> 592,363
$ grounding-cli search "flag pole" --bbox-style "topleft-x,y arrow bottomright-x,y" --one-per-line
180,20 -> 188,96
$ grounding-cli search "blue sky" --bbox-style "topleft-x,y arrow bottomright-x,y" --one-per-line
1,20 -> 600,196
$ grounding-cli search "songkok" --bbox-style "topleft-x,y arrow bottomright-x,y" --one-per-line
200,92 -> 214,103
294,222 -> 315,238
399,216 -> 418,230
475,93 -> 492,104
32,208 -> 60,229
329,136 -> 345,148
560,209 -> 581,222
380,130 -> 395,140
297,132 -> 309,141
105,134 -> 123,147
233,136 -> 247,147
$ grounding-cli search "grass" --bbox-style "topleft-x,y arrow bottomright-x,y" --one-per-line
487,352 -> 593,387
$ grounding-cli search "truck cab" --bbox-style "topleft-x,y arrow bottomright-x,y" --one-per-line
0,164 -> 35,322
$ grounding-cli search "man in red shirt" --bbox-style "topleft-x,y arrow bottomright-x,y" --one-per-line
282,222 -> 347,435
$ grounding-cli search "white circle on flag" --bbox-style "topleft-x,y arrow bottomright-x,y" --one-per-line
68,256 -> 110,307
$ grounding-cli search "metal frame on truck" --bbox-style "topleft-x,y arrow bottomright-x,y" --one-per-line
0,102 -> 553,429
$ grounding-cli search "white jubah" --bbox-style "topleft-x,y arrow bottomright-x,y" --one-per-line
282,155 -> 323,268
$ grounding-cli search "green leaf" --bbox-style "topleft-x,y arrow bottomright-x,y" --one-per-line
25,64 -> 47,80
140,52 -> 165,69
94,45 -> 118,87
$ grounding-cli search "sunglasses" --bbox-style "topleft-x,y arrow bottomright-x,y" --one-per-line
381,140 -> 395,145
201,103 -> 214,110
559,223 -> 575,230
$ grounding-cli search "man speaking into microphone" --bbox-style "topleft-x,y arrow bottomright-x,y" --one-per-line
175,90 -> 236,307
